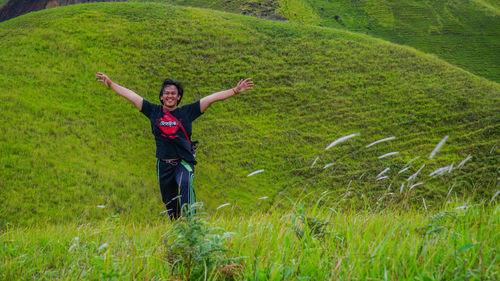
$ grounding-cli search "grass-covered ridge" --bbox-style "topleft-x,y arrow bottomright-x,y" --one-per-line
139,0 -> 500,83
0,2 -> 499,225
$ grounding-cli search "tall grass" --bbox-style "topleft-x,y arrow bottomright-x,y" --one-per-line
1,198 -> 498,280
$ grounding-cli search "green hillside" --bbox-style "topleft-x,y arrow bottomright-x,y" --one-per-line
140,0 -> 500,83
0,2 -> 499,225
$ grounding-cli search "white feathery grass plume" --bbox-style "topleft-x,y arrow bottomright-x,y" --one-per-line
407,156 -> 421,165
378,152 -> 399,159
216,203 -> 230,210
400,183 -> 405,194
321,190 -> 328,195
170,195 -> 181,202
490,144 -> 497,154
159,210 -> 168,214
457,154 -> 472,169
447,187 -> 453,197
325,133 -> 360,150
376,167 -> 390,179
68,243 -> 77,252
398,167 -> 411,174
409,182 -> 423,191
96,205 -> 105,208
311,156 -> 319,168
428,164 -> 454,177
68,237 -> 79,252
344,180 -> 352,196
455,205 -> 469,210
407,164 -> 425,181
323,162 -> 335,169
429,135 -> 449,159
247,169 -> 264,177
98,243 -> 108,251
376,176 -> 389,181
491,190 -> 500,203
423,198 -> 427,211
258,196 -> 268,200
366,136 -> 396,148
359,172 -> 366,180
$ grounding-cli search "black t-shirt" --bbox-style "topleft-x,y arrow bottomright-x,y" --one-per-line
140,99 -> 203,164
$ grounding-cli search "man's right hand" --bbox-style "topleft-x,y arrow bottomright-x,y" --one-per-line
96,72 -> 112,87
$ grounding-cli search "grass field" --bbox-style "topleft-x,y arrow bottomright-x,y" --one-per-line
0,2 -> 498,226
1,200 -> 498,280
0,2 -> 498,280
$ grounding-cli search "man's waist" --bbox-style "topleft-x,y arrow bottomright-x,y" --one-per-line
160,158 -> 180,164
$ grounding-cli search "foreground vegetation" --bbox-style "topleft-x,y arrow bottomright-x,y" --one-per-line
1,200 -> 498,280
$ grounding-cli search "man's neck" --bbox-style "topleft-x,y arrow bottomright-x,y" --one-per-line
164,105 -> 177,111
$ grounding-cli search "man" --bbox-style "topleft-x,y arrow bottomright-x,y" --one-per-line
96,72 -> 254,218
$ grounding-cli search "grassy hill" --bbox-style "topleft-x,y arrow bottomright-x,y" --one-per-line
0,2 -> 499,225
138,0 -> 500,83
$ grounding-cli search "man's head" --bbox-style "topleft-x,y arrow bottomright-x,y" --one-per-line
159,78 -> 183,107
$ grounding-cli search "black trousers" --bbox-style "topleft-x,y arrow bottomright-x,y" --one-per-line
156,159 -> 196,219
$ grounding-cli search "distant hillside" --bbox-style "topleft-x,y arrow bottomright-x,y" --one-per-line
0,2 -> 498,225
475,0 -> 500,11
148,0 -> 500,83
0,0 -> 109,22
2,0 -> 498,82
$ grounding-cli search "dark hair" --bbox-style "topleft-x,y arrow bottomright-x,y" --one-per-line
159,78 -> 183,105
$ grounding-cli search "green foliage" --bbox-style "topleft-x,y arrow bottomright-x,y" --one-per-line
165,203 -> 239,280
289,195 -> 331,239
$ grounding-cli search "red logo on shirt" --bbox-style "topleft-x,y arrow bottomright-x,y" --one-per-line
156,114 -> 179,139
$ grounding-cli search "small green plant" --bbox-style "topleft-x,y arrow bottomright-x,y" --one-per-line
165,203 -> 240,281
290,201 -> 331,239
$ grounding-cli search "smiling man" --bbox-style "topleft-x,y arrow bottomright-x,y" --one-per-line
96,72 -> 254,219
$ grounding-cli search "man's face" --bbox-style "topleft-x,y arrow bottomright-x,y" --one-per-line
161,85 -> 180,108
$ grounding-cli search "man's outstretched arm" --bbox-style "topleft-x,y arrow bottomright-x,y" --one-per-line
96,72 -> 143,111
200,78 -> 254,113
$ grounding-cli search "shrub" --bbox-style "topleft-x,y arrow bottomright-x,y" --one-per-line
165,203 -> 240,280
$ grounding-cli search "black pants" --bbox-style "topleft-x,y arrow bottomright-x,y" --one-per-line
156,159 -> 196,219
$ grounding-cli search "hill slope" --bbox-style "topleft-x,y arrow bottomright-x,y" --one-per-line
1,0 -> 499,82
138,0 -> 500,83
0,2 -> 498,225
